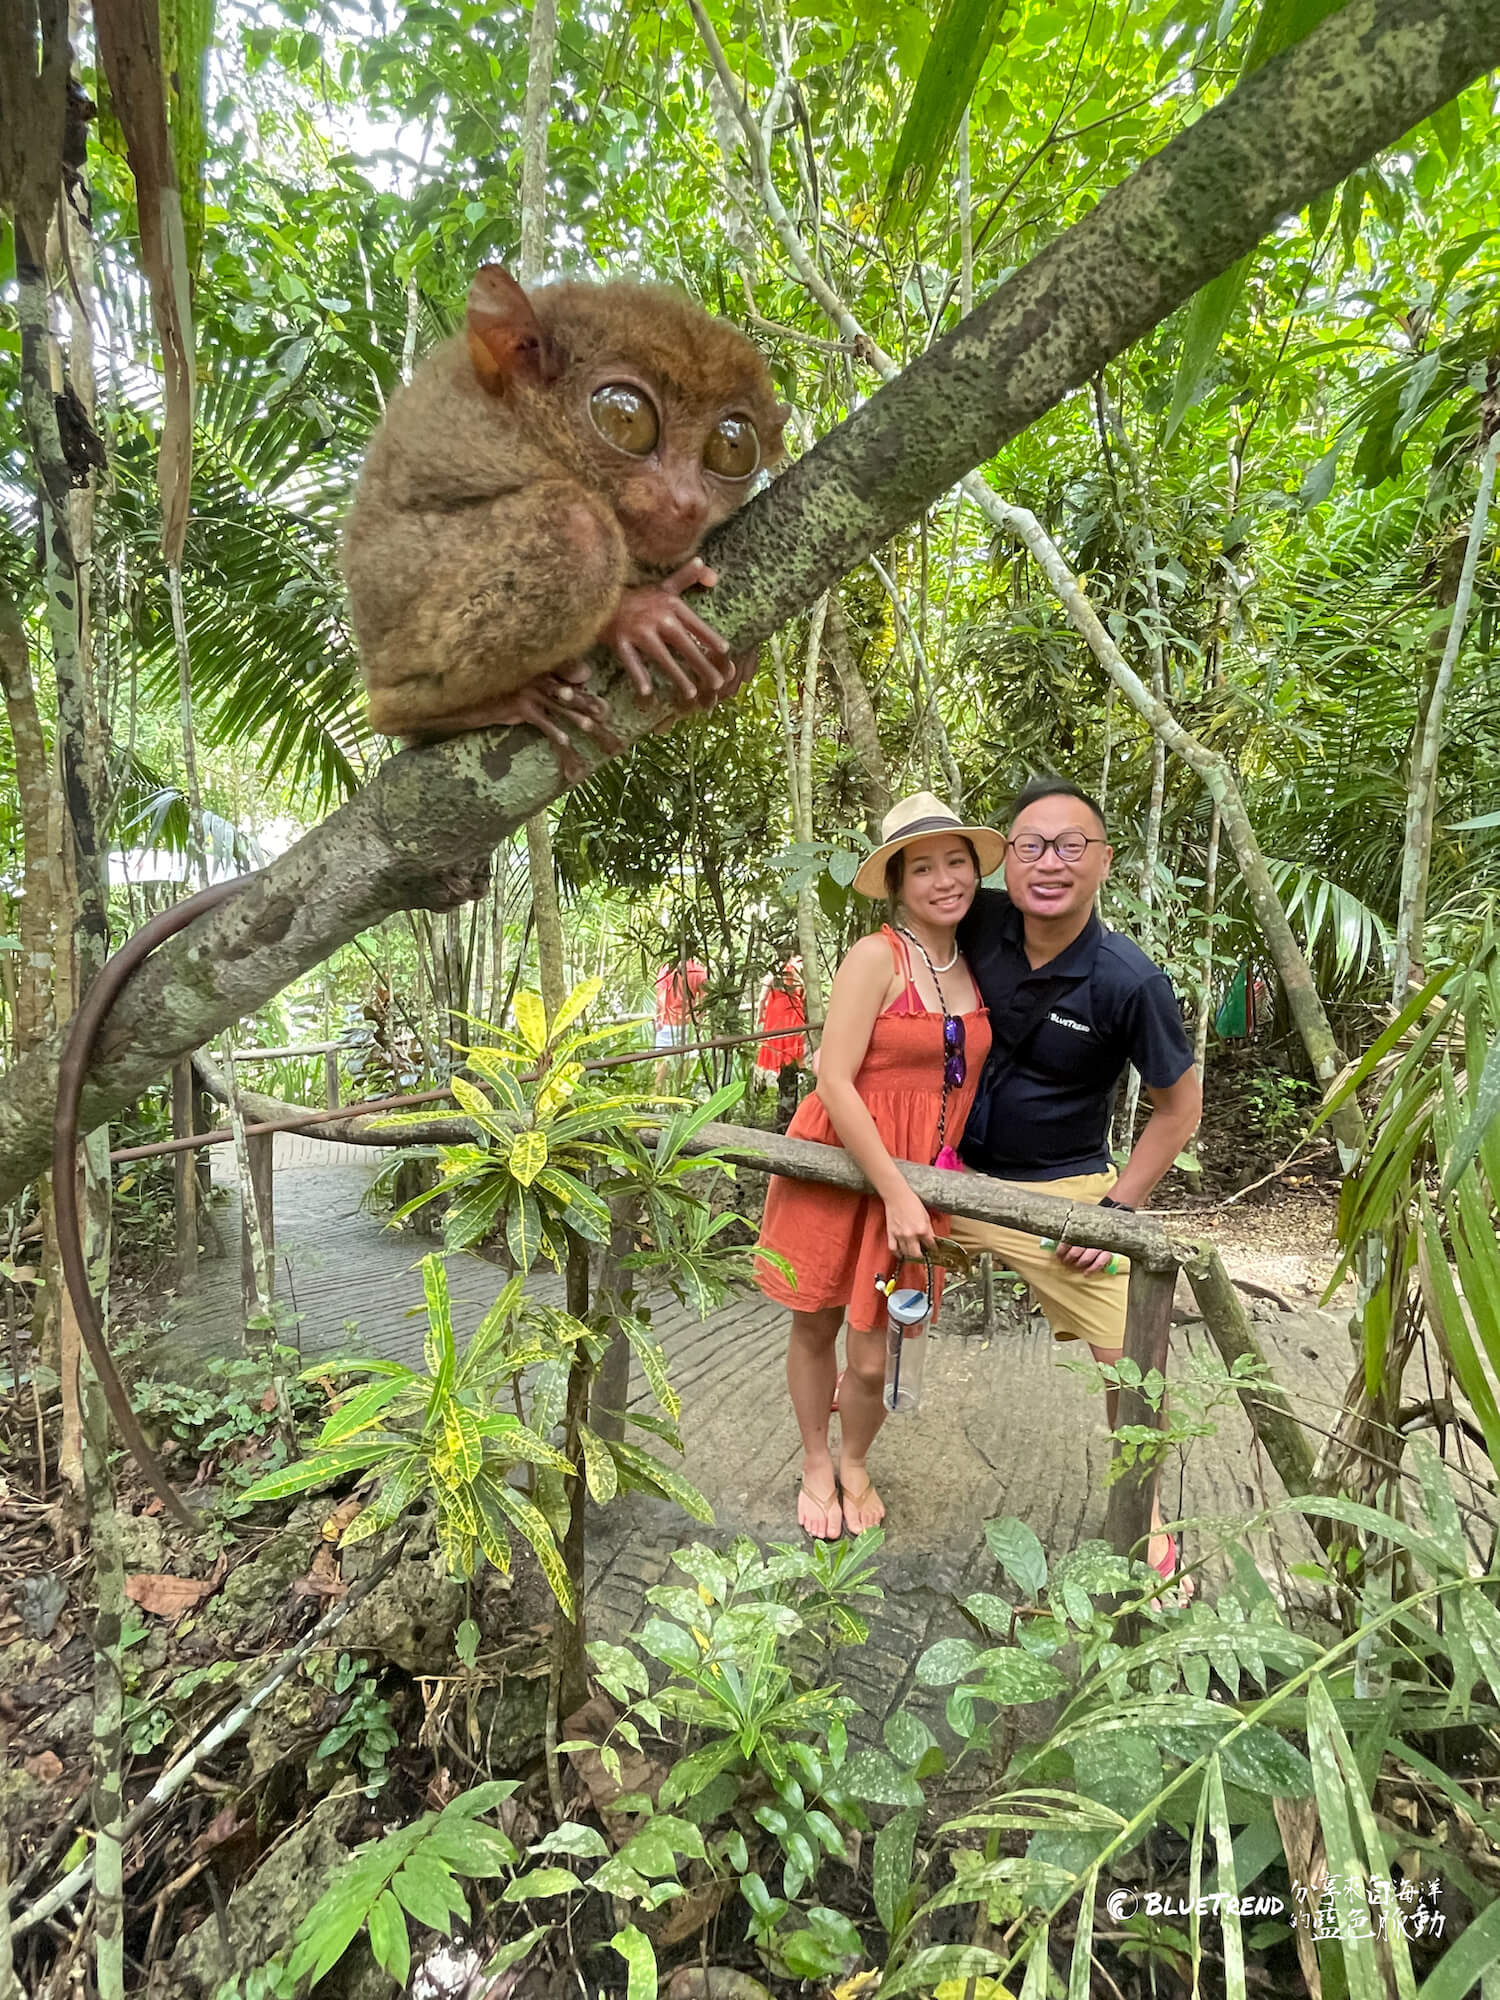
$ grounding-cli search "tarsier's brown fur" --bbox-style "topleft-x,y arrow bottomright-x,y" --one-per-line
342,273 -> 786,745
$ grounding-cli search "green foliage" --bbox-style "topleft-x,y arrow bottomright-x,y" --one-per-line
131,1344 -> 323,1480
237,1254 -> 581,1610
310,1653 -> 398,1798
214,1781 -> 525,1997
1319,932 -> 1500,1454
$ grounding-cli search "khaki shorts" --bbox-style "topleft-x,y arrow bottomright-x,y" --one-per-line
950,1169 -> 1128,1357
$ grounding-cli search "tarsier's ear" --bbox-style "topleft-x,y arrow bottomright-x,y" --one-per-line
466,266 -> 560,394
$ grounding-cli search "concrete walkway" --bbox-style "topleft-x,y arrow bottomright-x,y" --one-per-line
162,1134 -> 1354,1746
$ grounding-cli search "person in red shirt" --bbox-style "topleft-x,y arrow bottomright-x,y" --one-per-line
754,957 -> 807,1084
654,957 -> 707,1087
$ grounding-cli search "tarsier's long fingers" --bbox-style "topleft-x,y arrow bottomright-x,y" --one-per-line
612,636 -> 657,701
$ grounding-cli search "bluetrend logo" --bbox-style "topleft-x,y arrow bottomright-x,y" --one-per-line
1105,1890 -> 1285,1922
1048,1011 -> 1091,1034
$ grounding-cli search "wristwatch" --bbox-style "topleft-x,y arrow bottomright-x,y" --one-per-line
1098,1194 -> 1135,1212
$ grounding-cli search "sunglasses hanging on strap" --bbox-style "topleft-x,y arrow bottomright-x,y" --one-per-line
896,925 -> 967,1168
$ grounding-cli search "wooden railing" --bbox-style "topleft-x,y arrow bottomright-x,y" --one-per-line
159,1053 -> 1321,1586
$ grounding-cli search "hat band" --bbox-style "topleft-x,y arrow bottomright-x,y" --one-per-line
883,813 -> 968,842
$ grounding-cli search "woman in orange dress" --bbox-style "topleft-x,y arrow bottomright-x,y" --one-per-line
755,794 -> 999,1539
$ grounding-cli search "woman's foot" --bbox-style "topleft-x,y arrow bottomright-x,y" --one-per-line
839,1471 -> 885,1535
798,1469 -> 843,1540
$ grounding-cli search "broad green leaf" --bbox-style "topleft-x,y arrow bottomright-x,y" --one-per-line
577,1423 -> 619,1504
985,1516 -> 1047,1597
872,1806 -> 919,1935
238,1438 -> 393,1503
366,1888 -> 410,1987
316,1373 -> 412,1448
501,1865 -> 580,1900
449,1074 -> 512,1144
509,1128 -> 548,1187
421,1254 -> 455,1396
882,0 -> 1011,234
1306,1679 -> 1383,2000
608,1924 -> 656,1999
610,1440 -> 714,1523
880,1945 -> 1008,1997
916,1636 -> 981,1685
442,1177 -> 509,1252
1205,1759 -> 1246,2000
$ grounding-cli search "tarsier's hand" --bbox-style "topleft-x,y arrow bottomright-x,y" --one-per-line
603,557 -> 734,709
488,665 -> 622,781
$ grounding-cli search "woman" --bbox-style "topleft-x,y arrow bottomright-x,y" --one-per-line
753,957 -> 807,1083
754,794 -> 1001,1539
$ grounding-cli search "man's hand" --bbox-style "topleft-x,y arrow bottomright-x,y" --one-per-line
1056,1238 -> 1118,1276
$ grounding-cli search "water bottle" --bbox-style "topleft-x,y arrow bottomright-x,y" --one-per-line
878,1275 -> 932,1413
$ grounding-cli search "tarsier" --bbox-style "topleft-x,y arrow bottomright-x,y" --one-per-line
51,274 -> 785,1524
342,267 -> 788,757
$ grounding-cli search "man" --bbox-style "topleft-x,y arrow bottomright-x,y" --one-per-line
953,775 -> 1201,1585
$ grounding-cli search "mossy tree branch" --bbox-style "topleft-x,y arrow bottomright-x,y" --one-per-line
0,0 -> 1495,1204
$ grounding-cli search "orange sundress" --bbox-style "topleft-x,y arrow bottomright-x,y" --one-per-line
753,927 -> 992,1333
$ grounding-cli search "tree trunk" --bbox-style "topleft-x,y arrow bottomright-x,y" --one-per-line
1390,421 -> 1499,999
7,0 -> 1497,1197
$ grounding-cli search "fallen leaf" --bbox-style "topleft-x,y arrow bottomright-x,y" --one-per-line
322,1495 -> 364,1543
125,1555 -> 227,1620
24,1751 -> 63,1784
294,1543 -> 346,1601
562,1693 -> 665,1839
665,1973 -> 774,2000
192,1805 -> 243,1855
653,1876 -> 726,1947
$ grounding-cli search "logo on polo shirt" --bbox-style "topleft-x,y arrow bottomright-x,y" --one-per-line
1048,1011 -> 1091,1034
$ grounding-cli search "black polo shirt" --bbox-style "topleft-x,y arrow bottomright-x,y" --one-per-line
957,888 -> 1194,1180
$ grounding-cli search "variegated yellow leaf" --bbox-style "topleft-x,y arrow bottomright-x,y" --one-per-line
509,1129 -> 548,1187
577,1424 -> 619,1504
443,1404 -> 482,1483
513,990 -> 548,1055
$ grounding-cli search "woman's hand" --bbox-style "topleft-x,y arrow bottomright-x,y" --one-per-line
884,1184 -> 936,1264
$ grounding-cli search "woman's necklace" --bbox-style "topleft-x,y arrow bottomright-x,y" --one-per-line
896,924 -> 959,983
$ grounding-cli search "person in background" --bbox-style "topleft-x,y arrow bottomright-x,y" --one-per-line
754,794 -> 999,1541
653,956 -> 708,1089
952,774 -> 1202,1592
753,957 -> 807,1089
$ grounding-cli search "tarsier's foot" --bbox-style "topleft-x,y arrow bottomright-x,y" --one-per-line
603,557 -> 734,709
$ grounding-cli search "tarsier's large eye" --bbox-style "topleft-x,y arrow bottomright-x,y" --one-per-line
703,415 -> 760,479
589,383 -> 660,456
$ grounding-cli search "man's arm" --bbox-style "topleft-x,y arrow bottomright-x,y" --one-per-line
1056,1065 -> 1202,1273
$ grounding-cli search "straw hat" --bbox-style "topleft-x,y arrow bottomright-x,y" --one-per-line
851,791 -> 1007,899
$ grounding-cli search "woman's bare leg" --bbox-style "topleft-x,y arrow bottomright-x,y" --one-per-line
787,1305 -> 846,1537
836,1322 -> 888,1534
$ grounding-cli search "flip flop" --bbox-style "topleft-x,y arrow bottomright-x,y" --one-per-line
839,1477 -> 885,1537
798,1478 -> 843,1541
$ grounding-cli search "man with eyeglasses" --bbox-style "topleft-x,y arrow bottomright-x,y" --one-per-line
952,774 -> 1201,1586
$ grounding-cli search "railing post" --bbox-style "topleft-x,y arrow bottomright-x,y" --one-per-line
1103,1258 -> 1177,1589
170,1058 -> 199,1290
240,1131 -> 275,1321
324,1049 -> 340,1111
